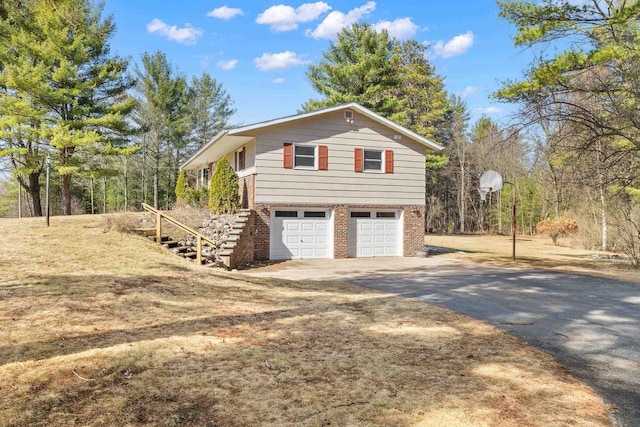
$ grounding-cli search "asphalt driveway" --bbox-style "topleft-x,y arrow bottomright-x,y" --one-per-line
245,257 -> 640,427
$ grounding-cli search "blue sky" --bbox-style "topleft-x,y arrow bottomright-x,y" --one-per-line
102,0 -> 533,127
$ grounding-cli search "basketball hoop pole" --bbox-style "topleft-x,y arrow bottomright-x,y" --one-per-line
505,181 -> 516,261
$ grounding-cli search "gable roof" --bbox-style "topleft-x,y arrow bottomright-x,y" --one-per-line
181,102 -> 443,170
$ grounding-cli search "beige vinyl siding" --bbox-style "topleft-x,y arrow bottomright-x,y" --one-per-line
250,111 -> 427,205
218,139 -> 256,172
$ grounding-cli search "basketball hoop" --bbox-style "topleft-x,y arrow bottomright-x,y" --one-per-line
478,188 -> 490,202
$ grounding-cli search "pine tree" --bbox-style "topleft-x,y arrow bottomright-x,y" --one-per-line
303,23 -> 449,140
187,73 -> 235,150
0,0 -> 135,215
208,157 -> 239,214
134,51 -> 188,209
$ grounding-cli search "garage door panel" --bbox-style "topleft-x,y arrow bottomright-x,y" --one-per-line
271,210 -> 332,260
348,212 -> 402,258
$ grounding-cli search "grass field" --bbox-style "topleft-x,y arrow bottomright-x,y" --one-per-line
0,214 -> 611,426
425,233 -> 640,284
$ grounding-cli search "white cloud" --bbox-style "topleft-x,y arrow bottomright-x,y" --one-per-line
146,18 -> 203,45
373,17 -> 418,40
474,107 -> 503,115
207,6 -> 244,20
256,2 -> 331,32
272,78 -> 286,84
460,86 -> 480,98
432,31 -> 474,58
306,1 -> 376,39
254,51 -> 307,71
217,59 -> 239,70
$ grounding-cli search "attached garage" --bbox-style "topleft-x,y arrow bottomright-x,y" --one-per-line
270,209 -> 333,260
348,210 -> 403,257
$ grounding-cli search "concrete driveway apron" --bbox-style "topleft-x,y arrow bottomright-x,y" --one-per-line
245,257 -> 640,427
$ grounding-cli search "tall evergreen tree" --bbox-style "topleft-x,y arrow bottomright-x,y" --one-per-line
134,51 -> 187,209
187,73 -> 235,150
0,0 -> 135,215
303,23 -> 398,115
303,23 -> 449,140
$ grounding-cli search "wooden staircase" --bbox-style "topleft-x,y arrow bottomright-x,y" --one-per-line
134,227 -> 202,262
139,203 -> 219,265
138,204 -> 255,269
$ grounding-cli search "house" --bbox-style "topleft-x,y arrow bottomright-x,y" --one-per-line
181,102 -> 442,261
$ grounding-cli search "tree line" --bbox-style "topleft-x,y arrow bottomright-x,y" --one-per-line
3,0 -> 640,263
0,0 -> 234,216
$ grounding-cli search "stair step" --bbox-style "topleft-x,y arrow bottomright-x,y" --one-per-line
170,245 -> 191,252
134,227 -> 157,237
181,251 -> 198,258
162,240 -> 180,248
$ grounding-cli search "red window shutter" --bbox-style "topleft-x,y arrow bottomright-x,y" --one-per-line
283,143 -> 293,169
385,150 -> 394,173
318,145 -> 328,170
234,151 -> 238,171
241,147 -> 246,170
354,148 -> 363,172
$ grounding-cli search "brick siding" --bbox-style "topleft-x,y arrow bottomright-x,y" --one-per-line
237,174 -> 255,210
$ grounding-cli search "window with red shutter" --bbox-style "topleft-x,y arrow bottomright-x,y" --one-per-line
318,145 -> 328,170
354,148 -> 363,172
385,150 -> 394,173
283,143 -> 293,168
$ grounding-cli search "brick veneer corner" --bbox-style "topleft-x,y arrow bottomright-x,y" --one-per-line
403,206 -> 426,256
237,174 -> 255,210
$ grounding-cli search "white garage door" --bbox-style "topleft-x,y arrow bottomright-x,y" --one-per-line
270,209 -> 332,260
348,211 -> 402,257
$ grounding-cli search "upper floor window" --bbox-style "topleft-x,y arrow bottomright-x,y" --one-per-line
294,145 -> 316,168
354,148 -> 394,174
283,143 -> 328,170
363,149 -> 383,172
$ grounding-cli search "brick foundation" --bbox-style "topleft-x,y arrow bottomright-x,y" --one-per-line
252,203 -> 425,260
237,174 -> 255,209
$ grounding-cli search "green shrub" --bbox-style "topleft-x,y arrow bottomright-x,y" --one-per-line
208,157 -> 239,214
175,170 -> 190,204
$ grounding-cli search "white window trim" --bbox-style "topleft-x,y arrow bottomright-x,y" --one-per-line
363,148 -> 384,173
294,144 -> 318,170
201,167 -> 210,187
236,148 -> 246,172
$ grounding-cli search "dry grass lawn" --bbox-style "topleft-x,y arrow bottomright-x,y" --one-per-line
425,234 -> 640,284
0,215 -> 611,426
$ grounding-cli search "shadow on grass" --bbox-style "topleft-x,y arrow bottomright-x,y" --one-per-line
0,269 -> 611,427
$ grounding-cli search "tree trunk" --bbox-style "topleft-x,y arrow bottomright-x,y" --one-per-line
103,176 -> 107,213
597,147 -> 607,251
459,164 -> 466,233
90,176 -> 94,214
123,157 -> 128,211
60,174 -> 72,215
26,172 -> 43,216
153,151 -> 160,210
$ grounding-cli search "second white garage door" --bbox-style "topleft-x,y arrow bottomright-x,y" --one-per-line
270,209 -> 332,260
348,210 -> 402,257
